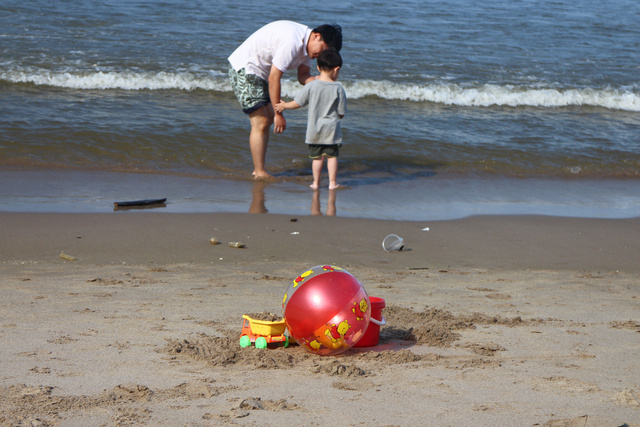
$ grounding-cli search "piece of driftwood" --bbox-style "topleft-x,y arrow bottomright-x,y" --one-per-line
113,198 -> 167,208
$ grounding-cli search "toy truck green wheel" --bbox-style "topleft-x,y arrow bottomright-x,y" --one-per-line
239,335 -> 251,348
255,337 -> 268,349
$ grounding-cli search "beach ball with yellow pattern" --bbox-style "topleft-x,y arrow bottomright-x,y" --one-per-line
283,265 -> 371,356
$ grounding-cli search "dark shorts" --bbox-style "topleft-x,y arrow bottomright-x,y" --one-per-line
228,65 -> 270,114
308,144 -> 341,159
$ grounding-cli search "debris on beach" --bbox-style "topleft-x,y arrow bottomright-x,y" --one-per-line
382,234 -> 404,252
113,198 -> 167,211
59,252 -> 77,261
113,198 -> 167,208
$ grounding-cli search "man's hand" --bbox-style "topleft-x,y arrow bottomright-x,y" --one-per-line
268,65 -> 287,134
273,112 -> 286,134
298,64 -> 314,85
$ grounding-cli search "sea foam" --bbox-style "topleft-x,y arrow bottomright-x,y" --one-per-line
1,69 -> 230,92
3,69 -> 638,112
334,80 -> 640,112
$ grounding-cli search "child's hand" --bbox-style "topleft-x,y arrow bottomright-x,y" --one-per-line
274,102 -> 286,113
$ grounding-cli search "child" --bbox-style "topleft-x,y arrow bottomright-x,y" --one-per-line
275,49 -> 347,190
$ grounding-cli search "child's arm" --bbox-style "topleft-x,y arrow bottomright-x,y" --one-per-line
337,86 -> 347,119
274,100 -> 301,114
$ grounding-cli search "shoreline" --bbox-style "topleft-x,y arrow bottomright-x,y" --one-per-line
2,169 -> 640,221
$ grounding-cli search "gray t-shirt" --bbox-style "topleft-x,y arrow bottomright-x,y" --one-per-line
294,80 -> 347,145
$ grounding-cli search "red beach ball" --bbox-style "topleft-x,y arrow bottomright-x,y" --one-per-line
283,265 -> 371,356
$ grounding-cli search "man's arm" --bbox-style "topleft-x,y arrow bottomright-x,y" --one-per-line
297,64 -> 315,85
268,65 -> 286,134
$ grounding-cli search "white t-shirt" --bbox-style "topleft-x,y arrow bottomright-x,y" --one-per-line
228,21 -> 312,81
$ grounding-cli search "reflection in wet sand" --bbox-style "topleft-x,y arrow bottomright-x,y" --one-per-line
249,181 -> 337,217
311,189 -> 336,217
248,181 -> 268,214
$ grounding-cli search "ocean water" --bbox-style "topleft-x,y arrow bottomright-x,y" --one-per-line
1,0 -> 639,220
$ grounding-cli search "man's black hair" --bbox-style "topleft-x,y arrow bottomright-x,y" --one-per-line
313,24 -> 342,52
317,49 -> 343,70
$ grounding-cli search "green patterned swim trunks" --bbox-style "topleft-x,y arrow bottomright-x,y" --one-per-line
228,65 -> 270,114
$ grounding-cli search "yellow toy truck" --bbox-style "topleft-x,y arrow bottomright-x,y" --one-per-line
239,314 -> 291,348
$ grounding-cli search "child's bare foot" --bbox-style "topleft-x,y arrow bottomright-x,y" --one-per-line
328,183 -> 341,190
309,183 -> 319,190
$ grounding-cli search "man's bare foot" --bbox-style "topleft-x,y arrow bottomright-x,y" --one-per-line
309,183 -> 319,189
253,171 -> 278,182
328,183 -> 341,190
254,174 -> 273,180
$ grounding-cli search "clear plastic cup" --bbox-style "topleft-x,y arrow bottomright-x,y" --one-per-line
382,234 -> 404,252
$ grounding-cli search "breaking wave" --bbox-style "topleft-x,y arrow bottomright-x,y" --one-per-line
2,68 -> 639,111
340,80 -> 640,112
1,68 -> 231,91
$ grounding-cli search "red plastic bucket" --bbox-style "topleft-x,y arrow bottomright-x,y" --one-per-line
355,297 -> 386,347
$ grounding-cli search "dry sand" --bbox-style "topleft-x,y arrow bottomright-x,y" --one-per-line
1,212 -> 639,426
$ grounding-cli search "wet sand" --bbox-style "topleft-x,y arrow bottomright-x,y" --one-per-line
2,169 -> 640,221
1,212 -> 639,426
